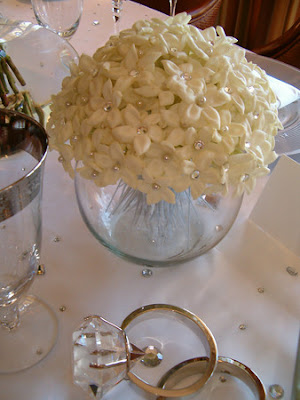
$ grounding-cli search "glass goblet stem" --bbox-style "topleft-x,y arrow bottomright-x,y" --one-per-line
0,303 -> 19,330
112,0 -> 123,33
169,0 -> 178,16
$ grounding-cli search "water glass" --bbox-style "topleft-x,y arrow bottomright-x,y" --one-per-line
31,0 -> 83,39
0,109 -> 57,373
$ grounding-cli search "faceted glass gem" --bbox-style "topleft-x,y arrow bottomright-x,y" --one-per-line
72,316 -> 128,399
191,170 -> 200,180
194,140 -> 204,150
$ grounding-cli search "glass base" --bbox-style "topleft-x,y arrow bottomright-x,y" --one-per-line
0,295 -> 58,373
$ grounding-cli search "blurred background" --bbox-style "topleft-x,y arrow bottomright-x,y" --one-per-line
132,0 -> 300,69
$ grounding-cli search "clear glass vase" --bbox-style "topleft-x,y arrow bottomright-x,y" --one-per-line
75,167 -> 243,267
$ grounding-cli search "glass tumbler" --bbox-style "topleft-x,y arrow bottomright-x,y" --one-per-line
0,109 -> 57,373
31,0 -> 83,39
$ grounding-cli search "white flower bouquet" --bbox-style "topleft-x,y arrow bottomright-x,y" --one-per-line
48,12 -> 282,205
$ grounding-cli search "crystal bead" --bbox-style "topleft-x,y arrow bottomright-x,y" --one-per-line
253,112 -> 259,119
248,86 -> 255,93
170,47 -> 177,52
152,183 -> 160,190
137,126 -> 147,135
197,96 -> 206,104
91,171 -> 98,178
286,266 -> 298,276
269,384 -> 284,399
140,345 -> 163,367
194,140 -> 204,150
112,164 -> 120,172
141,268 -> 153,277
191,170 -> 200,180
245,142 -> 251,148
239,324 -> 246,330
242,174 -> 250,182
215,225 -> 223,232
180,72 -> 192,81
163,154 -> 170,161
81,96 -> 88,104
65,101 -> 72,107
93,20 -> 100,26
58,155 -> 64,163
221,126 -> 229,132
224,86 -> 232,94
103,102 -> 112,112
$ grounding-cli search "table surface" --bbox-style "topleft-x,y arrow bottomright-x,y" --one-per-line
0,1 -> 300,399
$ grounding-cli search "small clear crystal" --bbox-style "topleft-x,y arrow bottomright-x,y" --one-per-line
269,384 -> 284,399
137,126 -> 147,135
152,183 -> 160,191
222,125 -> 229,132
112,164 -> 120,172
103,102 -> 112,112
194,140 -> 204,150
197,96 -> 206,104
286,266 -> 298,276
140,345 -> 163,367
191,170 -> 200,180
180,72 -> 192,81
142,268 -> 153,277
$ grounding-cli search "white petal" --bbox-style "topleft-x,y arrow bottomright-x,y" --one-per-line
134,135 -> 151,155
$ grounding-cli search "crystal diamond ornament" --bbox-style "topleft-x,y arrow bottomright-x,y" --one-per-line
72,316 -> 144,399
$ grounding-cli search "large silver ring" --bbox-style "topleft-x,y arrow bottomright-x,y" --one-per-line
121,304 -> 218,398
156,356 -> 266,399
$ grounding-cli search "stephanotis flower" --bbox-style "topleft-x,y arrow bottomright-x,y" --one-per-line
48,12 -> 282,205
112,104 -> 164,156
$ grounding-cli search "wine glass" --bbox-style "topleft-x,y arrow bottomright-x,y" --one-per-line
111,0 -> 124,34
31,0 -> 83,39
169,0 -> 178,16
0,109 -> 57,373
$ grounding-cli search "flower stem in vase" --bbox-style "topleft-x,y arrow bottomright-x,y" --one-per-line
105,182 -> 208,263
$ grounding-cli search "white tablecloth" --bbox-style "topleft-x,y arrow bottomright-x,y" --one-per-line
0,1 -> 300,399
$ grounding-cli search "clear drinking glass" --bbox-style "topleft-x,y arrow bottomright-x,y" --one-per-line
0,109 -> 57,373
31,0 -> 83,39
169,0 -> 178,16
